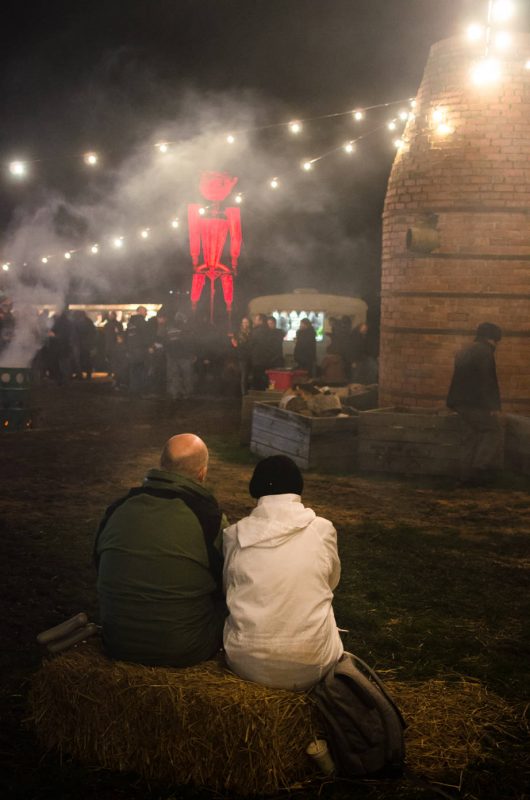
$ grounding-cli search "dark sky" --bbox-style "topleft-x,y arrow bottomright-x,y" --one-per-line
0,0 -> 525,311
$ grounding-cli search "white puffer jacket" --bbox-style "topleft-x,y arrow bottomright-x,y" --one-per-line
223,493 -> 344,691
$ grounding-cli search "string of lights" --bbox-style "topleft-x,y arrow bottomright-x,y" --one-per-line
1,1 -> 529,274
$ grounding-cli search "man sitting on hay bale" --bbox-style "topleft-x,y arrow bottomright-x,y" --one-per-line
94,434 -> 227,667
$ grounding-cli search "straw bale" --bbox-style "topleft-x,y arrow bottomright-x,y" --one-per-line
27,640 -> 524,795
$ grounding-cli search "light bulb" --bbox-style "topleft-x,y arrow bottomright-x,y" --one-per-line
140,228 -> 150,238
471,58 -> 501,85
198,207 -> 206,216
64,252 -> 72,260
41,257 -> 48,264
436,123 -> 454,136
270,178 -> 279,189
289,121 -> 302,134
226,134 -> 235,144
84,152 -> 98,166
113,236 -> 124,249
171,219 -> 179,228
432,108 -> 444,123
302,160 -> 313,171
90,244 -> 99,254
2,263 -> 10,272
399,110 -> 409,122
235,194 -> 243,204
156,142 -> 169,154
466,23 -> 484,42
492,1 -> 515,24
343,142 -> 354,154
9,160 -> 27,177
387,120 -> 397,131
353,110 -> 364,121
393,138 -> 404,149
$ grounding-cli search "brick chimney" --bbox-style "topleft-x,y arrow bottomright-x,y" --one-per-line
380,35 -> 530,413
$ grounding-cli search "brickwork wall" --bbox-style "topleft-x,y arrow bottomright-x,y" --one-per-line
380,35 -> 530,412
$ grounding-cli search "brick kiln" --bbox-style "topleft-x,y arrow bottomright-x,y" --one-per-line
380,34 -> 530,413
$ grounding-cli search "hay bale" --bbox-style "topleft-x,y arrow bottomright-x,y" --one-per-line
28,638 -> 318,795
28,641 -> 523,794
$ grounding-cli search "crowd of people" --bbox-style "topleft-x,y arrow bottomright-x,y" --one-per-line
1,303 -> 378,400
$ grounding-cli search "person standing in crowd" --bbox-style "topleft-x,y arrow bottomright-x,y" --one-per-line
72,310 -> 97,380
294,317 -> 317,377
126,306 -> 151,395
48,309 -> 73,385
266,316 -> 285,368
149,310 -> 168,396
447,322 -> 503,485
249,314 -> 270,390
350,321 -> 378,384
231,316 -> 252,395
103,311 -> 123,376
165,311 -> 196,409
223,455 -> 343,691
329,316 -> 353,381
319,344 -> 348,383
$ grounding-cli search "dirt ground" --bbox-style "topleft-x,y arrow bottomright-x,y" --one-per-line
1,379 -> 529,800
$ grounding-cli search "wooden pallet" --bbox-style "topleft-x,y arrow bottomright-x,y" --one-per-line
358,407 -> 462,477
239,390 -> 284,444
250,402 -> 358,471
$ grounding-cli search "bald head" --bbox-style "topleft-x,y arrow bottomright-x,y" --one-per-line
160,434 -> 209,483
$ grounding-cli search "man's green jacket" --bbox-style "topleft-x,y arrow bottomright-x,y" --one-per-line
95,468 -> 227,667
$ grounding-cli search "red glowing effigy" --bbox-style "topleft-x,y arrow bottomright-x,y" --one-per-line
188,171 -> 242,321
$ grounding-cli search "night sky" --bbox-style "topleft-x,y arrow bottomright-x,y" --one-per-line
1,0 -> 528,316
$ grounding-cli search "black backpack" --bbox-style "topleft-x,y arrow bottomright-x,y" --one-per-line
310,652 -> 406,778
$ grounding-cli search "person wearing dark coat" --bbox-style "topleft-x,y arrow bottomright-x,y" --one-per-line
126,306 -> 151,394
231,316 -> 252,395
447,322 -> 503,484
294,318 -> 317,376
249,314 -> 271,390
266,316 -> 285,368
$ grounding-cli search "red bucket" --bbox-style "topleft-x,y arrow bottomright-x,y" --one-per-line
265,369 -> 308,391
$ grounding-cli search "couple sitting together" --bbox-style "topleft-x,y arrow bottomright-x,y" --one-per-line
94,434 -> 343,691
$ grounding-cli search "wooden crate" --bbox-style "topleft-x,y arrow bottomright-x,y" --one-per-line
358,407 -> 462,476
504,413 -> 530,476
240,390 -> 284,445
250,402 -> 359,471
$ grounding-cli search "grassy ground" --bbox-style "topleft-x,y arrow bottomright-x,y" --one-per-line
1,381 -> 529,799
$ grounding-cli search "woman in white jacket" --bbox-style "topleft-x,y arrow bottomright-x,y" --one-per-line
223,455 -> 344,691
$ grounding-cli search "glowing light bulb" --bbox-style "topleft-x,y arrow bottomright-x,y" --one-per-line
302,160 -> 313,171
226,134 -> 235,144
270,178 -> 279,189
436,123 -> 454,136
387,120 -> 397,131
432,108 -> 444,124
353,110 -> 364,121
343,142 -> 354,154
399,110 -> 409,122
235,193 -> 243,204
492,1 -> 515,24
9,160 -> 27,177
495,31 -> 512,50
410,99 -> 417,109
90,244 -> 99,254
2,263 -> 10,272
171,218 -> 179,228
112,236 -> 124,249
64,252 -> 72,260
41,257 -> 48,264
393,138 -> 404,149
466,23 -> 484,42
289,121 -> 302,134
156,142 -> 169,154
198,207 -> 206,216
140,228 -> 150,238
471,58 -> 501,85
84,152 -> 98,166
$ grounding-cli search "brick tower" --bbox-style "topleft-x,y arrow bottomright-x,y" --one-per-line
380,34 -> 530,414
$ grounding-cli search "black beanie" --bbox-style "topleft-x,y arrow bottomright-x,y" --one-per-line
475,322 -> 502,342
249,455 -> 304,499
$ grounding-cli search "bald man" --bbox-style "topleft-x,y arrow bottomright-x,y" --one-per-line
94,434 -> 227,667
